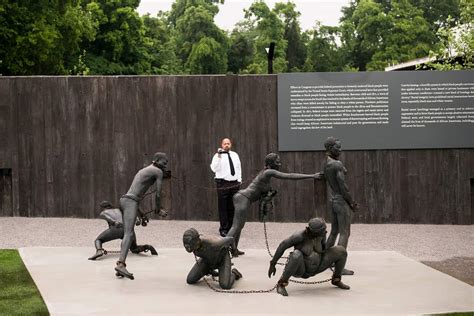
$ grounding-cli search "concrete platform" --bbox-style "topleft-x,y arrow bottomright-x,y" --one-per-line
20,248 -> 473,315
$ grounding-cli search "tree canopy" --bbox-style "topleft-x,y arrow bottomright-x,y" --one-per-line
0,0 -> 468,75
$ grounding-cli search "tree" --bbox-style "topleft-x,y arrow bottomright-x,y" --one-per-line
339,0 -> 389,70
367,0 -> 434,70
81,0 -> 151,75
339,0 -> 435,71
274,2 -> 306,72
227,28 -> 255,74
242,1 -> 287,73
424,0 -> 473,70
305,23 -> 344,72
142,12 -> 180,74
173,2 -> 228,74
410,0 -> 460,33
168,0 -> 223,26
0,0 -> 97,75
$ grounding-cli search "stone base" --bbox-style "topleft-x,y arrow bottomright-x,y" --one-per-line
19,248 -> 473,315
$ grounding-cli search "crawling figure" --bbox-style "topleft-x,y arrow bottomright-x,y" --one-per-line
183,228 -> 242,290
88,200 -> 164,261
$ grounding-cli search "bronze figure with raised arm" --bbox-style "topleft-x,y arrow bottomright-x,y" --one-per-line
226,153 -> 318,257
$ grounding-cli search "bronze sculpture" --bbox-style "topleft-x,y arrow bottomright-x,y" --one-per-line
115,152 -> 170,280
227,153 -> 318,256
318,137 -> 358,275
183,228 -> 242,290
88,200 -> 163,261
268,217 -> 350,296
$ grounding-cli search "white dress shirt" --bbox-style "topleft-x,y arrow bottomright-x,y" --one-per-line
210,150 -> 242,182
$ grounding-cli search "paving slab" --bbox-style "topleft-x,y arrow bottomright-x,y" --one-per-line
20,248 -> 473,316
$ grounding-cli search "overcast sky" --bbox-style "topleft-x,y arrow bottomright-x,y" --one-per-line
137,0 -> 351,31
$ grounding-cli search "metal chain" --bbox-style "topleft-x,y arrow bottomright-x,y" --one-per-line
192,254 -> 278,294
201,275 -> 278,294
263,217 -> 287,266
104,249 -> 120,254
290,278 -> 332,285
139,171 -> 260,201
168,171 -> 261,192
102,249 -> 136,255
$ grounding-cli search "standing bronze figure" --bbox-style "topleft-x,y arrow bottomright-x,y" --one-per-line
319,137 -> 358,275
183,228 -> 242,290
227,153 -> 318,256
268,218 -> 350,296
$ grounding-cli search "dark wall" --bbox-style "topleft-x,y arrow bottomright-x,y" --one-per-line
0,76 -> 472,224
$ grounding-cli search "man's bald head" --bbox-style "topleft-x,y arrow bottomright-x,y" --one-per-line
221,138 -> 232,151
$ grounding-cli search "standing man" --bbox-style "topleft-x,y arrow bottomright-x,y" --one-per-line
115,152 -> 170,280
210,138 -> 242,238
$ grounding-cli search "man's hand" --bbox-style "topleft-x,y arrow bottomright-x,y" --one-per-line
268,262 -> 276,278
217,148 -> 223,158
157,209 -> 168,217
350,202 -> 359,211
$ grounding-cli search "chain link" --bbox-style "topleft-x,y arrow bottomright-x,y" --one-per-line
263,218 -> 287,266
192,254 -> 278,294
202,276 -> 278,294
290,278 -> 332,285
104,249 -> 120,254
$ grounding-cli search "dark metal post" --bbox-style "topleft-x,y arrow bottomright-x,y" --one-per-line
266,42 -> 275,74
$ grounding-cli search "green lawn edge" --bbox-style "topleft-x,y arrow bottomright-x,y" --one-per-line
0,249 -> 49,315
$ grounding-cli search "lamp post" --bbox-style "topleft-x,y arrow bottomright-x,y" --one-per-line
265,42 -> 275,74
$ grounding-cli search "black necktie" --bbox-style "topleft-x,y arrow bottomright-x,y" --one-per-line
223,152 -> 235,176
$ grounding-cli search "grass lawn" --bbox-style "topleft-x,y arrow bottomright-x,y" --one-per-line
0,249 -> 49,315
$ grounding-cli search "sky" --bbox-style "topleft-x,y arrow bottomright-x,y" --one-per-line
137,0 -> 351,31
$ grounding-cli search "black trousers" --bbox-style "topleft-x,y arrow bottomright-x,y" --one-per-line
215,180 -> 240,236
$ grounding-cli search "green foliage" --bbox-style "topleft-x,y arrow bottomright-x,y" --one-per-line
0,0 -> 467,75
227,30 -> 254,73
241,1 -> 287,73
168,0 -> 223,26
142,12 -> 181,74
0,249 -> 49,315
0,0 -> 97,75
82,0 -> 151,74
410,0 -> 460,33
174,1 -> 228,74
305,23 -> 344,72
423,0 -> 473,70
340,0 -> 391,70
340,0 -> 436,71
274,2 -> 306,72
186,36 -> 227,73
367,0 -> 434,70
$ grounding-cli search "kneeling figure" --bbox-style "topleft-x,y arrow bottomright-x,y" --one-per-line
268,217 -> 350,296
183,228 -> 242,290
